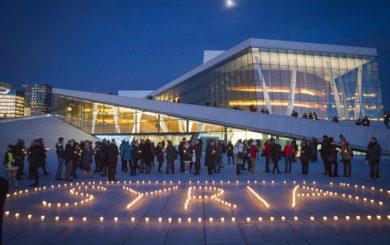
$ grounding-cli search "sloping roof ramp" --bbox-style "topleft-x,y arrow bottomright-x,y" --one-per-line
53,88 -> 390,154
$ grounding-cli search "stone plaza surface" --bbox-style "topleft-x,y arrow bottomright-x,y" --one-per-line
3,152 -> 390,245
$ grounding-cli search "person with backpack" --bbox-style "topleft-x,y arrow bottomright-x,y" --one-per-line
55,137 -> 65,180
341,140 -> 353,177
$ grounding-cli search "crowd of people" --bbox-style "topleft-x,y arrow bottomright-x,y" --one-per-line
2,134 -> 384,192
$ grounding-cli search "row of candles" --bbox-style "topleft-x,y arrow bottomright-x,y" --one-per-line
299,185 -> 385,206
124,186 -> 179,209
5,211 -> 390,223
184,186 -> 237,210
335,182 -> 390,195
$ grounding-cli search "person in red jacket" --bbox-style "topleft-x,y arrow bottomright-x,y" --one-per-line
283,141 -> 293,173
263,140 -> 271,173
249,142 -> 259,174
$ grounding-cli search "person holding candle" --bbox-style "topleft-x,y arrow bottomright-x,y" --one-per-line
205,140 -> 216,175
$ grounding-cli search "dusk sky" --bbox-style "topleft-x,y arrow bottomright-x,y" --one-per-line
1,0 -> 389,109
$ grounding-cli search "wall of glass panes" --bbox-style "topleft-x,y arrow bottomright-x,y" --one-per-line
154,47 -> 383,121
51,94 -> 280,146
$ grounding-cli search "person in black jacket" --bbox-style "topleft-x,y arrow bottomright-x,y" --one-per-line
227,141 -> 234,165
29,139 -> 45,186
300,141 -> 311,175
271,140 -> 282,174
100,140 -> 110,177
143,139 -> 154,174
64,140 -> 76,181
165,141 -> 178,174
366,137 -> 382,180
55,137 -> 65,180
320,135 -> 329,175
38,138 -> 49,175
131,140 -> 140,176
178,138 -> 186,172
192,139 -> 202,175
107,139 -> 119,181
205,141 -> 216,175
93,141 -> 102,172
362,116 -> 370,127
327,137 -> 339,177
14,139 -> 26,180
156,142 -> 164,173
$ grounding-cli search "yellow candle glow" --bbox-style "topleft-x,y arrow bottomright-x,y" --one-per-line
294,216 -> 298,222
158,217 -> 162,223
15,213 -> 20,219
69,217 -> 74,222
323,216 -> 327,221
83,217 -> 87,222
41,215 -> 45,222
356,216 -> 361,221
270,217 -> 274,222
346,216 -> 350,221
100,217 -> 104,223
114,217 -> 118,223
209,217 -> 213,223
27,214 -> 32,220
55,216 -> 59,222
246,217 -> 251,223
310,216 -> 315,222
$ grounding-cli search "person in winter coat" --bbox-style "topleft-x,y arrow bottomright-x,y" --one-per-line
119,140 -> 127,172
165,141 -> 178,174
205,141 -> 216,175
291,139 -> 298,162
362,116 -> 370,127
227,141 -> 234,165
138,140 -> 145,173
64,140 -> 76,182
249,142 -> 259,174
121,141 -> 132,174
14,139 -> 26,180
320,135 -> 329,175
182,142 -> 192,174
143,139 -> 154,174
214,141 -> 223,174
263,140 -> 271,172
55,137 -> 65,180
234,140 -> 244,175
366,137 -> 382,180
4,145 -> 18,191
93,142 -> 102,173
326,137 -> 339,177
192,139 -> 202,175
81,141 -> 94,179
107,139 -> 119,181
29,140 -> 45,186
310,138 -> 318,162
156,142 -> 164,173
300,141 -> 311,175
131,141 -> 140,176
340,140 -> 352,177
271,140 -> 282,174
178,138 -> 186,173
283,141 -> 293,173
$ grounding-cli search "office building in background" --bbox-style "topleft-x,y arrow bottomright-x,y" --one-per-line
22,83 -> 52,114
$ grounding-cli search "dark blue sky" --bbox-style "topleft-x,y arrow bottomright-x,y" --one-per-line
1,0 -> 389,109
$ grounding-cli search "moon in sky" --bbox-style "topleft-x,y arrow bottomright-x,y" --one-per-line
225,0 -> 236,8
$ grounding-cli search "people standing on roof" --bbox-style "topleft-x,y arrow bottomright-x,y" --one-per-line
362,116 -> 370,127
302,113 -> 307,119
271,139 -> 282,174
283,141 -> 293,173
234,139 -> 244,175
384,111 -> 389,129
81,141 -> 93,179
55,137 -> 65,181
4,145 -> 18,191
327,137 -> 339,177
366,137 -> 382,181
332,116 -> 339,123
355,118 -> 362,125
340,140 -> 353,177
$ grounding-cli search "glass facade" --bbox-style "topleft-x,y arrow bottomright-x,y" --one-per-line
22,83 -> 52,113
154,47 -> 383,121
51,94 -> 273,146
0,90 -> 25,118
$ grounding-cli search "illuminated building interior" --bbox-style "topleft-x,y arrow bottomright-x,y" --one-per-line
152,39 -> 384,121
